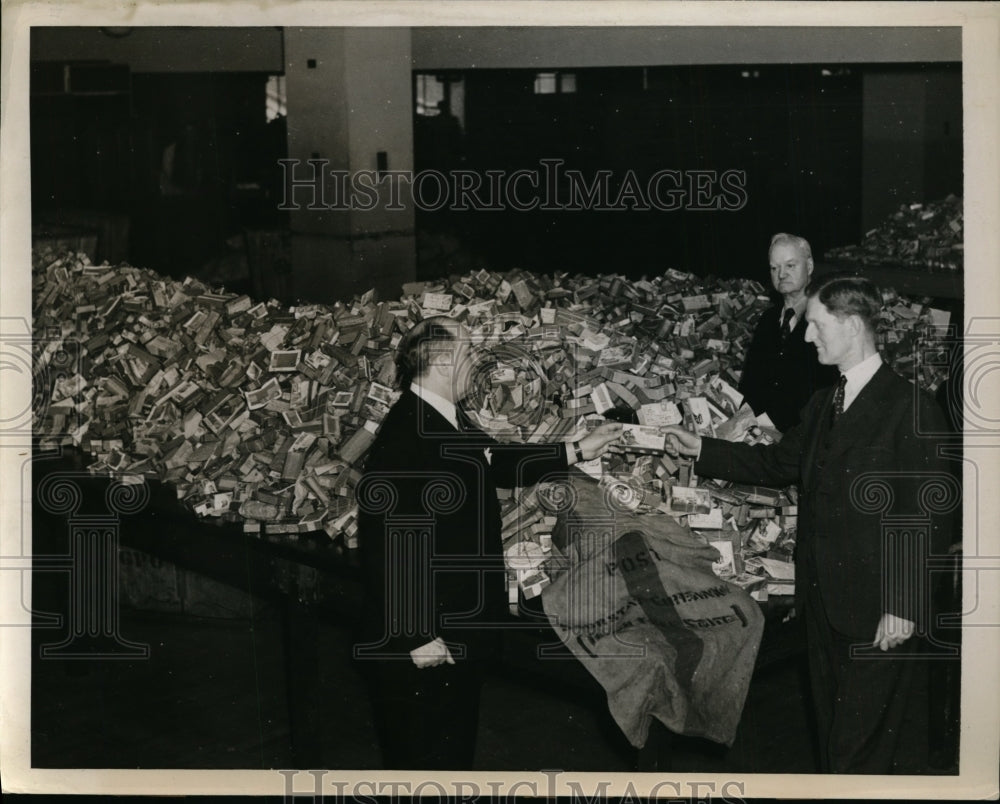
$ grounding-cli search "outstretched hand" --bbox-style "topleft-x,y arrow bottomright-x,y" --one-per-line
576,422 -> 623,462
659,425 -> 702,458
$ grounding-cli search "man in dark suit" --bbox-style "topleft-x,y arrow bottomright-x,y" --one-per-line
739,233 -> 838,431
662,275 -> 953,773
355,315 -> 620,769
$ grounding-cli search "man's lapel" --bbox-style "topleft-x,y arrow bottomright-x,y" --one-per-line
411,390 -> 460,438
801,384 -> 837,491
822,364 -> 897,463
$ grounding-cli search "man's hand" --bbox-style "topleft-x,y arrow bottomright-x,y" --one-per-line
410,636 -> 455,668
659,425 -> 702,458
575,422 -> 623,462
872,613 -> 915,651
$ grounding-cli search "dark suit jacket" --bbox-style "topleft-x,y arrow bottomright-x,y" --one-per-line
357,390 -> 568,661
698,363 -> 952,640
739,305 -> 838,432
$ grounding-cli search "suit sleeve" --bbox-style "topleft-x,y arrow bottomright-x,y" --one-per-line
489,442 -> 569,488
357,431 -> 451,654
694,390 -> 817,488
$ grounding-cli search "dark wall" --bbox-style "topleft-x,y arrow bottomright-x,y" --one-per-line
31,67 -> 287,278
416,65 -> 866,280
128,73 -> 284,278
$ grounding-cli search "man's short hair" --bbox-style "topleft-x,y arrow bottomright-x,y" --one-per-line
807,273 -> 882,336
769,232 -> 813,261
394,316 -> 457,390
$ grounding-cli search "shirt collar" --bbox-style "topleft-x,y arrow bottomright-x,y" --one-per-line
780,299 -> 806,328
841,351 -> 882,408
410,382 -> 458,430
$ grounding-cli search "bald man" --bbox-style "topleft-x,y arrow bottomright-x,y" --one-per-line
356,316 -> 621,769
739,233 -> 838,431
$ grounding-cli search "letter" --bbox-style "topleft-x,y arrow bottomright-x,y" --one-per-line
647,169 -> 686,211
351,170 -> 379,211
414,780 -> 448,798
686,169 -> 720,210
482,169 -> 506,210
540,769 -> 562,799
278,158 -> 328,210
380,170 -> 411,211
504,169 -> 540,211
564,169 -> 612,210
451,169 -> 484,211
721,780 -> 747,804
454,780 -> 481,804
617,780 -> 643,804
539,158 -> 565,210
611,170 -> 651,210
636,550 -> 650,567
277,769 -> 325,800
352,779 -> 378,804
508,781 -> 537,799
412,169 -> 450,212
620,556 -> 634,573
718,169 -> 748,211
565,779 -> 611,804
605,560 -> 617,577
329,170 -> 350,210
689,780 -> 716,800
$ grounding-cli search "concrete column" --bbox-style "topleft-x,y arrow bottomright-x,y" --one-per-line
284,28 -> 416,304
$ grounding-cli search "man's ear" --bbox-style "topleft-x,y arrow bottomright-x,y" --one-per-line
427,354 -> 446,378
806,257 -> 814,278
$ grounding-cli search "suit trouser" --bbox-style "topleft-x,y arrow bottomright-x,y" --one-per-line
365,657 -> 483,770
803,582 -> 919,774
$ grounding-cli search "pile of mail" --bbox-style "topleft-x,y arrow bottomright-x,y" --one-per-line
32,246 -> 952,596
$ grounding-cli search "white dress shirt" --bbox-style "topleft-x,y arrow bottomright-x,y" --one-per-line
410,382 -> 458,429
840,352 -> 882,413
779,305 -> 799,331
410,383 -> 573,465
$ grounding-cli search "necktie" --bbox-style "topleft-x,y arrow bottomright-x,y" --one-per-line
456,405 -> 493,465
779,308 -> 795,342
831,374 -> 847,424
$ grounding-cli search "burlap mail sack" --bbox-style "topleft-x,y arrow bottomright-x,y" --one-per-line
540,471 -> 764,747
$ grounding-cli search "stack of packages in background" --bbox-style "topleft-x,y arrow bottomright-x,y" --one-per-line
31,247 -> 952,602
825,195 -> 963,272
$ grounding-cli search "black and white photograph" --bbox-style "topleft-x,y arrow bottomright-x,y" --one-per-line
1,2 -> 999,800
